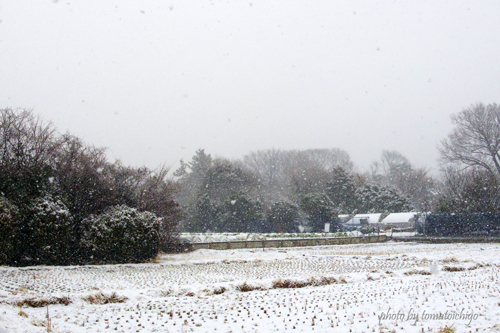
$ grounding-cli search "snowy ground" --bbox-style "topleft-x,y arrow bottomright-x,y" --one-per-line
0,242 -> 499,332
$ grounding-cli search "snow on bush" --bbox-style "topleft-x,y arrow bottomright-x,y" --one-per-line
26,195 -> 74,265
80,205 -> 162,263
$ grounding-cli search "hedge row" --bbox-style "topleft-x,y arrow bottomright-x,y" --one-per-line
425,213 -> 500,236
0,196 -> 169,266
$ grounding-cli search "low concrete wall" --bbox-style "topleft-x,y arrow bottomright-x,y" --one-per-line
186,235 -> 388,251
392,236 -> 500,243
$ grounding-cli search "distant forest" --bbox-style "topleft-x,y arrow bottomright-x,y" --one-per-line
175,103 -> 500,232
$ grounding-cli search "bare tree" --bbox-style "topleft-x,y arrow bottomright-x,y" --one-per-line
435,167 -> 500,213
439,103 -> 500,177
288,156 -> 330,197
53,134 -> 116,220
0,108 -> 60,169
369,150 -> 436,211
242,149 -> 290,206
241,148 -> 355,206
299,148 -> 354,172
202,158 -> 258,205
243,149 -> 288,190
0,108 -> 62,202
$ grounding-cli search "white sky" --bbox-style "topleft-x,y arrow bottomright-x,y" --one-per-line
1,0 -> 499,173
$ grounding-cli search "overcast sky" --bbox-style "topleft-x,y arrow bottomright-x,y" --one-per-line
1,0 -> 499,173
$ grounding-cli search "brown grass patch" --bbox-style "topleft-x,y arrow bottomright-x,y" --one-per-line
272,276 -> 340,289
404,269 -> 431,276
443,257 -> 458,263
212,286 -> 226,295
13,296 -> 71,308
11,286 -> 30,295
442,266 -> 466,272
82,291 -> 127,305
151,252 -> 165,263
272,279 -> 310,289
236,282 -> 264,292
438,324 -> 455,333
313,276 -> 339,286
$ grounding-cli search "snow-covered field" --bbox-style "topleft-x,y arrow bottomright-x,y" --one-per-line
0,242 -> 499,332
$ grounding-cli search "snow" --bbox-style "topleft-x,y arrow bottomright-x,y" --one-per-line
340,212 -> 418,226
383,212 -> 417,224
0,242 -> 499,332
342,213 -> 382,225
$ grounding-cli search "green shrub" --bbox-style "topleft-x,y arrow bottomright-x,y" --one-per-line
80,205 -> 162,263
0,196 -> 20,265
268,201 -> 299,233
25,195 -> 74,265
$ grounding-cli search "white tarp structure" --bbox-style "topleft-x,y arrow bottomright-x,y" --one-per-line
382,212 -> 418,226
339,212 -> 418,229
340,213 -> 382,226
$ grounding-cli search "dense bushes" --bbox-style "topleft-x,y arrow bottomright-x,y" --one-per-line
1,196 -> 76,266
25,195 -> 74,265
0,197 -> 20,265
0,108 -> 182,266
81,205 -> 163,264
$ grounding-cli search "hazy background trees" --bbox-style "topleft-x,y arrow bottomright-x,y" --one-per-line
176,155 -> 262,232
176,147 -> 419,233
368,150 -> 436,211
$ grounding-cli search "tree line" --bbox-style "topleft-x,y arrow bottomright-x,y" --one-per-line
175,149 -> 420,233
0,108 -> 182,266
1,102 -> 499,265
176,102 -> 500,233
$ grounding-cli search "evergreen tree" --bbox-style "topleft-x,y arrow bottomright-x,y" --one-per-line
268,201 -> 299,233
202,159 -> 257,205
185,194 -> 221,232
326,167 -> 357,214
300,193 -> 338,232
356,184 -> 413,214
220,192 -> 263,232
174,149 -> 213,206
